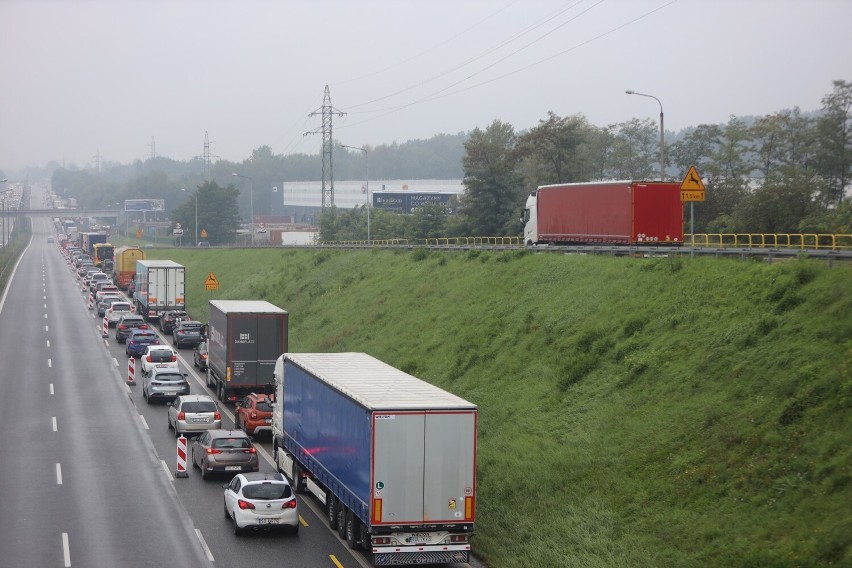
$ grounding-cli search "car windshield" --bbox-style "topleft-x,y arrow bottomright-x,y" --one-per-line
242,483 -> 292,500
182,401 -> 216,413
255,401 -> 273,412
212,437 -> 251,449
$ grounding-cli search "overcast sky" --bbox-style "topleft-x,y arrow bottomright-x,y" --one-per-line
1,0 -> 849,172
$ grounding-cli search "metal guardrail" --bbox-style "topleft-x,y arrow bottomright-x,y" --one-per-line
687,233 -> 852,250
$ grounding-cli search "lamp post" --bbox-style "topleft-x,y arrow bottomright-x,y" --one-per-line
0,179 -> 6,248
180,188 -> 198,246
232,173 -> 254,246
626,90 -> 665,181
340,144 -> 370,243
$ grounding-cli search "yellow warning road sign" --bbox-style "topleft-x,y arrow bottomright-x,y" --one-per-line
681,165 -> 705,191
205,272 -> 219,291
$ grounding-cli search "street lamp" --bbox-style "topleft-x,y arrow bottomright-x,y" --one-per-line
340,144 -> 370,243
181,188 -> 198,246
231,173 -> 254,246
626,90 -> 665,181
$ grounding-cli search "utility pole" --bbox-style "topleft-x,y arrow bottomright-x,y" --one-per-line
306,85 -> 346,209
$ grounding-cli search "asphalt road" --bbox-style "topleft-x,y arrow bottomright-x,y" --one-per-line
2,186 -> 476,568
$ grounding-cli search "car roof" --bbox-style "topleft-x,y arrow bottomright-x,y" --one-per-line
130,329 -> 156,335
177,394 -> 215,403
238,472 -> 286,483
177,320 -> 202,326
146,345 -> 174,351
207,429 -> 251,439
110,302 -> 132,308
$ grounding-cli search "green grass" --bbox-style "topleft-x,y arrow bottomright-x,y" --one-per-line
147,247 -> 852,567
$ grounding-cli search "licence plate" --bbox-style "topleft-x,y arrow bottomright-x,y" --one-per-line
258,519 -> 278,525
191,418 -> 207,423
225,466 -> 242,471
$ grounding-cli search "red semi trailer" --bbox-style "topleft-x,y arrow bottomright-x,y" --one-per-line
522,181 -> 684,246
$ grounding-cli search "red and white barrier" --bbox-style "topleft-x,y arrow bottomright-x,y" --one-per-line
102,317 -> 109,338
87,292 -> 94,309
127,357 -> 136,385
175,436 -> 189,478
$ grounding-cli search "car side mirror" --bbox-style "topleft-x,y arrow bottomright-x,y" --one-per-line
222,483 -> 230,489
182,373 -> 189,377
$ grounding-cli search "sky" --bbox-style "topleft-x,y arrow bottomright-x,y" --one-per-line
1,0 -> 849,172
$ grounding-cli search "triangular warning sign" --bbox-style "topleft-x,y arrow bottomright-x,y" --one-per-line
205,272 -> 219,290
681,165 -> 705,191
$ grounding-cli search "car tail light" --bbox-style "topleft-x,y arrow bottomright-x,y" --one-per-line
281,499 -> 297,509
146,355 -> 153,362
206,448 -> 223,455
141,324 -> 148,329
243,448 -> 257,454
237,499 -> 255,510
450,535 -> 468,543
171,355 -> 177,362
214,412 -> 221,420
118,325 -> 126,330
374,537 -> 391,545
177,412 -> 185,421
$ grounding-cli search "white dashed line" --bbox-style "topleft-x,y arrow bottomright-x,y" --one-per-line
56,463 -> 63,485
48,359 -> 52,368
52,417 -> 57,431
139,415 -> 149,430
160,460 -> 172,480
50,384 -> 54,395
46,340 -> 50,348
62,532 -> 71,567
195,529 -> 215,562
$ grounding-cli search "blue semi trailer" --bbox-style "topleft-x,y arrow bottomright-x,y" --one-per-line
272,353 -> 477,566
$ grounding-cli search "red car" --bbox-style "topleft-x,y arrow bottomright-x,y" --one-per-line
234,393 -> 273,436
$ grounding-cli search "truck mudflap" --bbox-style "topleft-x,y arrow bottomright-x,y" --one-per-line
373,547 -> 470,566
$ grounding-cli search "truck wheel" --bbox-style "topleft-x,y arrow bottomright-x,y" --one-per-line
358,522 -> 369,550
327,496 -> 338,530
292,463 -> 303,493
337,505 -> 347,538
345,509 -> 359,549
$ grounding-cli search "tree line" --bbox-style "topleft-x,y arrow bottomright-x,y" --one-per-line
44,80 -> 849,243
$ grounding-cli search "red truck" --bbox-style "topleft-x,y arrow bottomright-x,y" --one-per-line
523,181 -> 683,246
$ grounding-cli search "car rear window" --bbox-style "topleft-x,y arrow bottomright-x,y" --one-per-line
255,401 -> 273,412
182,401 -> 217,413
242,483 -> 292,500
212,437 -> 252,449
181,323 -> 202,330
149,350 -> 173,362
155,374 -> 184,382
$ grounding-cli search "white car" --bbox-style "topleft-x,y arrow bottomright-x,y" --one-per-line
167,394 -> 221,438
223,472 -> 299,536
106,301 -> 134,326
140,345 -> 179,377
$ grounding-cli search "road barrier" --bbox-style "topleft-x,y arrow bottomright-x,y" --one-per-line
127,357 -> 136,385
87,292 -> 94,309
102,317 -> 108,338
175,436 -> 189,478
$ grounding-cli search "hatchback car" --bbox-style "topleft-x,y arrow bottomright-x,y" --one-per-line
88,272 -> 110,291
167,394 -> 221,438
160,310 -> 188,334
173,320 -> 204,349
126,328 -> 160,356
115,314 -> 148,343
143,368 -> 190,404
223,472 -> 299,536
107,302 -> 134,326
193,341 -> 209,371
140,345 -> 179,377
235,393 -> 274,437
97,296 -> 122,317
190,430 -> 259,480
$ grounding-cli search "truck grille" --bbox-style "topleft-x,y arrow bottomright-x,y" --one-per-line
374,551 -> 469,566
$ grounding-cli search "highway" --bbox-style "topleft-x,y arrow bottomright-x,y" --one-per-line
0,190 -> 472,568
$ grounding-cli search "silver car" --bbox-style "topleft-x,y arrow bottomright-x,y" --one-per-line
167,395 -> 221,438
142,368 -> 190,404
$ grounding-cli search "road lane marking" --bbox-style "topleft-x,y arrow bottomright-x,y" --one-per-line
45,325 -> 49,332
52,417 -> 57,431
160,460 -> 172,480
48,359 -> 52,368
47,340 -> 50,348
139,415 -> 149,430
113,357 -> 119,367
44,303 -> 47,309
330,555 -> 345,568
299,514 -> 308,526
62,532 -> 71,567
50,384 -> 54,395
195,529 -> 215,562
44,313 -> 48,319
56,463 -> 63,485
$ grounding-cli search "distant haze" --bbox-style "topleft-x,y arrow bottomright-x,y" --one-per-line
1,0 -> 849,171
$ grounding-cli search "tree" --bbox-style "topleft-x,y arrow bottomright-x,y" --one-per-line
605,118 -> 659,180
514,112 -> 594,187
171,181 -> 240,245
459,120 -> 523,236
814,80 -> 852,206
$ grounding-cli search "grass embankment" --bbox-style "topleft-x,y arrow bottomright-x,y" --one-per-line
150,247 -> 851,567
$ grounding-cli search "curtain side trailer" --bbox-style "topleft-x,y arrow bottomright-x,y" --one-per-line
272,352 -> 477,566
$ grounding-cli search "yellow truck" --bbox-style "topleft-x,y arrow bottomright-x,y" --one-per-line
112,246 -> 145,290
